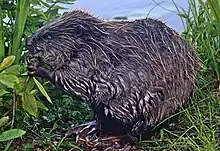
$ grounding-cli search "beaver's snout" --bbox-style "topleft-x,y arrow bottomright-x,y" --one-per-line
26,55 -> 53,79
27,65 -> 38,76
27,64 -> 51,79
26,55 -> 40,76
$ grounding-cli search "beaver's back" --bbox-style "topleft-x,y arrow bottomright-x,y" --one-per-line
87,18 -> 199,104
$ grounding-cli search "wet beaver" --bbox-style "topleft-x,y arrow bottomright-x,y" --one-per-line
26,10 -> 200,150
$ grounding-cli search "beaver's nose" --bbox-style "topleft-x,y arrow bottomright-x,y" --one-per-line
26,57 -> 40,76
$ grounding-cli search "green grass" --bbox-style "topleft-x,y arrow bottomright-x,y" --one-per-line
11,0 -> 32,63
136,74 -> 219,151
0,0 -> 4,62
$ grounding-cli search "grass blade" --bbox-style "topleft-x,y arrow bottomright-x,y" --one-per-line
33,77 -> 52,104
11,0 -> 32,63
0,0 -> 5,62
207,0 -> 220,21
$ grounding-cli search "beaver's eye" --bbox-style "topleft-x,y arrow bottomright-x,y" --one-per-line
43,33 -> 52,40
47,35 -> 52,39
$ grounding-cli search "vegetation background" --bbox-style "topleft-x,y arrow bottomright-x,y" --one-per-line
0,0 -> 219,150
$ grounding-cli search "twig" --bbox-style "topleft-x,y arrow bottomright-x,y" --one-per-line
10,90 -> 16,129
5,90 -> 16,151
4,140 -> 13,151
47,0 -> 61,12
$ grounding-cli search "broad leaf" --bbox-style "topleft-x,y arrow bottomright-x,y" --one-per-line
0,74 -> 19,88
22,92 -> 38,117
33,77 -> 52,104
25,78 -> 35,92
16,77 -> 35,93
0,89 -> 9,96
0,82 -> 6,89
37,101 -> 48,111
2,64 -> 24,76
0,116 -> 9,127
0,56 -> 15,72
0,129 -> 26,142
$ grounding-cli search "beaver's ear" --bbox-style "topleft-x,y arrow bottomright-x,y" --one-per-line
74,24 -> 86,37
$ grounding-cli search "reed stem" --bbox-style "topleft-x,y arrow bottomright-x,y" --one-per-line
11,0 -> 32,63
0,1 -> 5,62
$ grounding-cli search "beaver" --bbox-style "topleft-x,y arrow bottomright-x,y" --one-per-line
26,10 -> 200,150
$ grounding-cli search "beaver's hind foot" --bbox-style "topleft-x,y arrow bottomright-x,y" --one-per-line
65,121 -> 136,150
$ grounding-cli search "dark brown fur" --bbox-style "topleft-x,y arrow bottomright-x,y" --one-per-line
26,10 -> 200,136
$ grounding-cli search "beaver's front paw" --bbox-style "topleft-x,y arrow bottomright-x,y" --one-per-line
27,65 -> 39,76
27,65 -> 51,79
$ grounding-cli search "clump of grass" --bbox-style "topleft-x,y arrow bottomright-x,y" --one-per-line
180,0 -> 220,82
137,0 -> 220,150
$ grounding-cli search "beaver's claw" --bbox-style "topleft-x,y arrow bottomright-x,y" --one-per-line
65,120 -> 98,141
92,135 -> 136,151
66,121 -> 136,151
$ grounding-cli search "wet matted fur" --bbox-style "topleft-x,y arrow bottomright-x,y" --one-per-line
26,10 -> 200,137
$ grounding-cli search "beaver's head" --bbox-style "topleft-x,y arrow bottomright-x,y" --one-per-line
26,10 -> 101,78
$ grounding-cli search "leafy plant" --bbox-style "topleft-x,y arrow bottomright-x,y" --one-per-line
0,55 -> 52,150
0,55 -> 50,116
0,0 -> 74,63
0,0 -> 76,150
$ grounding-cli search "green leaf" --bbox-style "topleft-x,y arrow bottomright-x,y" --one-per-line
0,56 -> 15,72
11,0 -> 32,63
30,89 -> 38,95
22,92 -> 38,117
0,82 -> 6,89
67,143 -> 83,151
37,101 -> 48,111
21,71 -> 28,76
2,64 -> 24,76
0,74 -> 19,88
16,76 -> 35,93
0,129 -> 26,142
0,89 -> 9,96
25,78 -> 35,92
0,116 -> 9,127
0,98 -> 3,107
33,77 -> 52,104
